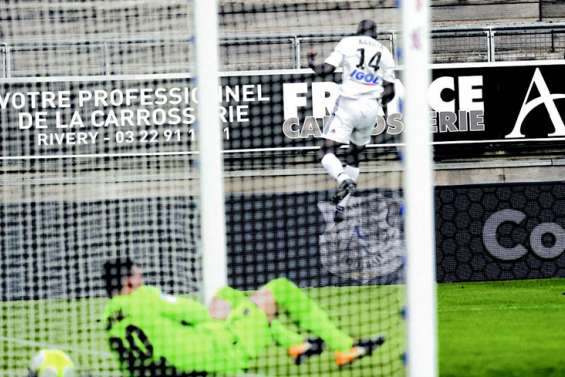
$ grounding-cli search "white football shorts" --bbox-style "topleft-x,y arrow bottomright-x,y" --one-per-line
322,95 -> 379,146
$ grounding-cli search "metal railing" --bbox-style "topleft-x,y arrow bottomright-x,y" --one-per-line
1,23 -> 565,77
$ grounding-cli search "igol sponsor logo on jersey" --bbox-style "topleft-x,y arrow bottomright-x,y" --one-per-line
349,68 -> 381,85
483,209 -> 565,260
428,75 -> 485,134
505,68 -> 565,138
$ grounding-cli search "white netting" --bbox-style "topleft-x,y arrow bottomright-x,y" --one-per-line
1,2 -> 408,377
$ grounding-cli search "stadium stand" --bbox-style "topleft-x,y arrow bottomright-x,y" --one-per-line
0,1 -> 563,38
1,0 -> 565,76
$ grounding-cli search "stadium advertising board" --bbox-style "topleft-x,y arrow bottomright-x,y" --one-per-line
4,180 -> 565,300
436,181 -> 565,282
230,180 -> 565,288
226,189 -> 405,290
431,61 -> 565,143
1,61 -> 564,158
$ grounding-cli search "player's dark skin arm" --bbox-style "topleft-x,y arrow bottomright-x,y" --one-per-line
381,80 -> 395,120
307,50 -> 336,78
382,81 -> 395,105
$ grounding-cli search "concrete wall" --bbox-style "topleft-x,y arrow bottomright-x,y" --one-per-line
432,0 -> 540,25
541,0 -> 565,21
2,1 -> 564,43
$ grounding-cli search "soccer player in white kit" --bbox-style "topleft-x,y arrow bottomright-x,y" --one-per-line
308,20 -> 396,222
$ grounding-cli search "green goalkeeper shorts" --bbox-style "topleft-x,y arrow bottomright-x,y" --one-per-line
216,286 -> 273,359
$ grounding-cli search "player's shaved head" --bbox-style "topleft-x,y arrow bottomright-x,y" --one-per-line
103,257 -> 138,297
356,19 -> 377,39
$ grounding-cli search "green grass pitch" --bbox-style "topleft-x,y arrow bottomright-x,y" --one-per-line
438,278 -> 565,377
2,279 -> 565,376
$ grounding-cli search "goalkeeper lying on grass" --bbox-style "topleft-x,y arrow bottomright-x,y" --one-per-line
102,257 -> 384,376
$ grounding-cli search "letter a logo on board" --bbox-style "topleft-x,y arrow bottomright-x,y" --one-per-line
506,68 -> 565,138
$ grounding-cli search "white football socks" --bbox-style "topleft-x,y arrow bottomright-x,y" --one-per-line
344,165 -> 360,182
321,153 -> 345,180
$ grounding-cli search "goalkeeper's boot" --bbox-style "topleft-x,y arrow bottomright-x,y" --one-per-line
335,335 -> 385,367
288,337 -> 325,365
332,177 -> 356,204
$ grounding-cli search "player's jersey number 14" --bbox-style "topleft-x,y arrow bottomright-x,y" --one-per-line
350,48 -> 382,85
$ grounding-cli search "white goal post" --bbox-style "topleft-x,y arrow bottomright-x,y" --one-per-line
193,0 -> 228,305
402,0 -> 438,377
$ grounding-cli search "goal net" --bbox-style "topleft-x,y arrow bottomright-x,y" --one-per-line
1,1 -> 434,376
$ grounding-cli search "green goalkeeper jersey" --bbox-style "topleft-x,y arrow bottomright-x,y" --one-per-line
102,285 -> 270,375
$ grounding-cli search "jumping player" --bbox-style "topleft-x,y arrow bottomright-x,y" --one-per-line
308,20 -> 396,222
102,257 -> 384,376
